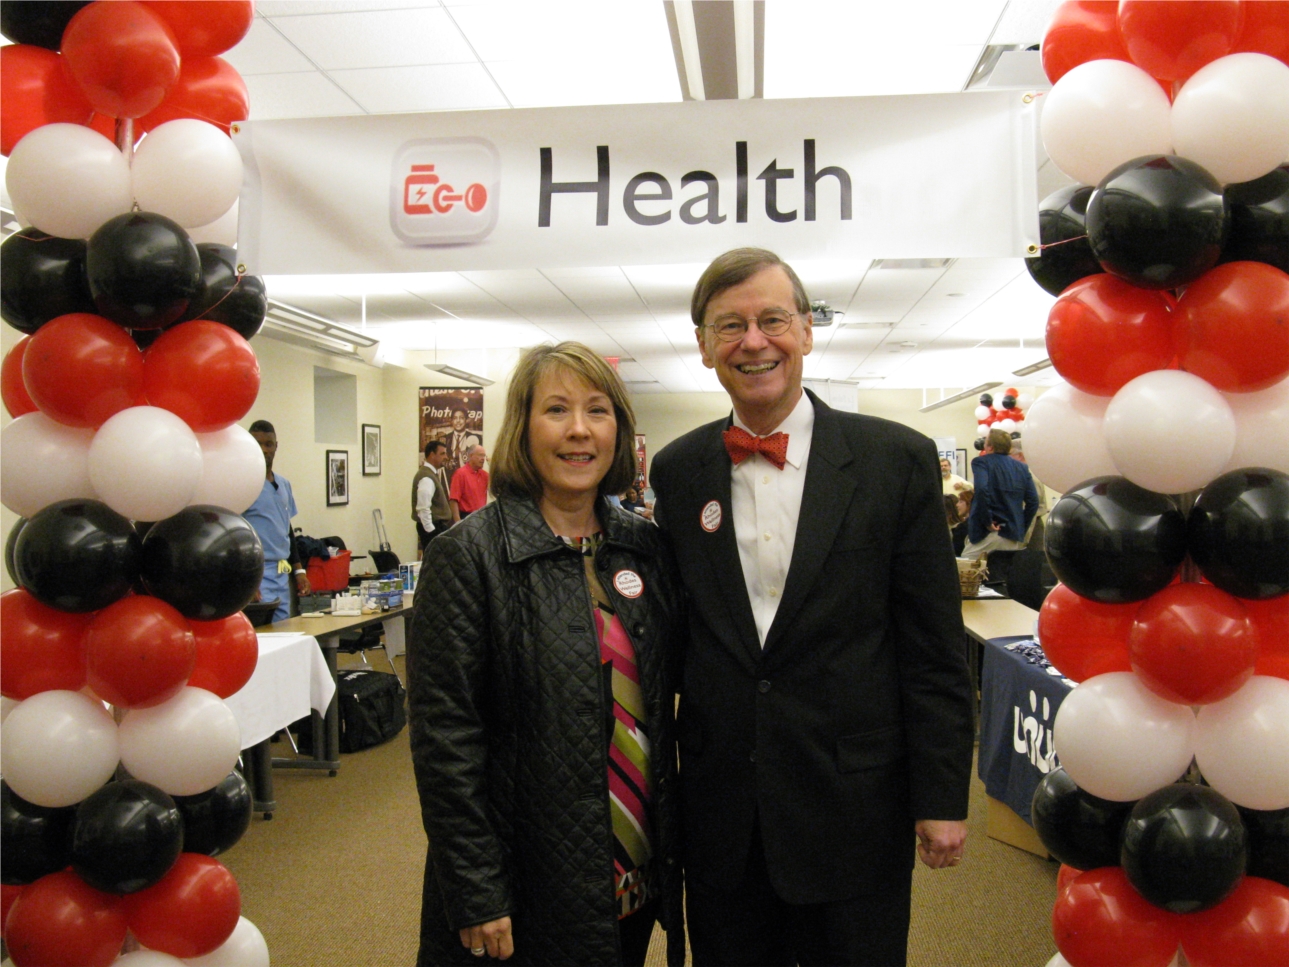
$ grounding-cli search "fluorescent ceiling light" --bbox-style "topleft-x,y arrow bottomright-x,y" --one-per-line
734,0 -> 755,99
874,259 -> 954,270
673,0 -> 705,100
424,363 -> 496,386
261,300 -> 379,361
919,381 -> 1003,412
1012,358 -> 1053,377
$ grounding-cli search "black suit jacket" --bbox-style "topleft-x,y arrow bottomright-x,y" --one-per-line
651,391 -> 974,904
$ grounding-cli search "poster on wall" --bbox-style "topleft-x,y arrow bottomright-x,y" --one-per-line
634,434 -> 647,492
420,387 -> 484,481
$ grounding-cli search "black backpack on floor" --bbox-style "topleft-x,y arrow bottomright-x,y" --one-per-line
336,669 -> 406,753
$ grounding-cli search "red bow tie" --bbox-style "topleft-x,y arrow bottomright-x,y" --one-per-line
723,426 -> 789,469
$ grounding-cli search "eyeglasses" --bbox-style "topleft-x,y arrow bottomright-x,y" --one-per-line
704,309 -> 800,343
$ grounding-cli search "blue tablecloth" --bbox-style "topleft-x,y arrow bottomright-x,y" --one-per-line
977,635 -> 1076,824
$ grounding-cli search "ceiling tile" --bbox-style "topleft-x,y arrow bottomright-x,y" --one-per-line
269,7 -> 475,70
243,72 -> 365,119
224,18 -> 316,75
336,63 -> 507,113
257,1 -> 438,14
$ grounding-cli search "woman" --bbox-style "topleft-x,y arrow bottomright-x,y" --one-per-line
945,494 -> 968,557
620,486 -> 654,520
408,343 -> 684,967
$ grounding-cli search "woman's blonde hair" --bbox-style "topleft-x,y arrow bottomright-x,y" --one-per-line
491,342 -> 637,501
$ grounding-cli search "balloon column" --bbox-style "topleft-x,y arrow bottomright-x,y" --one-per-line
1024,4 -> 1289,966
974,387 -> 1030,444
1,3 -> 272,964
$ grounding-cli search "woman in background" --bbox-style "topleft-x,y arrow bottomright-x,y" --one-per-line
945,494 -> 969,557
407,342 -> 684,966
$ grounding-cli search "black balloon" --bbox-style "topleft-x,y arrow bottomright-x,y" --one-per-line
1087,155 -> 1228,290
13,499 -> 140,613
0,229 -> 97,334
1121,783 -> 1246,914
141,505 -> 264,620
181,244 -> 267,340
1222,165 -> 1289,273
86,212 -> 202,330
980,393 -> 993,407
131,327 -> 164,350
1238,805 -> 1289,889
1188,468 -> 1289,599
1045,476 -> 1188,604
1031,768 -> 1135,872
1,780 -> 76,885
4,516 -> 27,586
173,771 -> 252,856
1025,185 -> 1105,296
70,780 -> 183,894
0,1 -> 91,49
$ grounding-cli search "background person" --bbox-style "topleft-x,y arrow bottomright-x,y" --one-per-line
651,248 -> 974,967
244,419 -> 310,622
962,429 -> 1039,561
940,457 -> 970,496
444,403 -> 483,478
413,439 -> 452,555
449,445 -> 489,522
407,342 -> 684,966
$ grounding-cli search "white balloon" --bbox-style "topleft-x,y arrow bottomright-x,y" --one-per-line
187,199 -> 239,248
1041,59 -> 1174,187
1018,384 -> 1117,494
1196,676 -> 1289,811
117,953 -> 186,967
975,422 -> 989,437
119,687 -> 243,796
996,418 -> 1016,432
4,124 -> 133,240
1105,371 -> 1235,494
193,425 -> 268,514
974,405 -> 991,421
1223,377 -> 1289,474
1055,672 -> 1197,802
1044,953 -> 1073,967
182,917 -> 270,967
1016,393 -> 1034,409
0,412 -> 97,518
1,691 -> 119,808
132,120 -> 244,229
89,407 -> 202,522
1173,53 -> 1289,186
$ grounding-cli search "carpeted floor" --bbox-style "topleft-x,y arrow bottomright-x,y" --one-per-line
223,653 -> 1058,967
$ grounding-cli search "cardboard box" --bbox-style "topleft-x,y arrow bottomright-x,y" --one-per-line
986,795 -> 1050,859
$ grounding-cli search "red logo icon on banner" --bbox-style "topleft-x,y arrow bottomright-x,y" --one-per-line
390,138 -> 500,246
403,165 -> 488,216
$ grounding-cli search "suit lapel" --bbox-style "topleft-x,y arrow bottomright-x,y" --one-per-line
763,394 -> 856,655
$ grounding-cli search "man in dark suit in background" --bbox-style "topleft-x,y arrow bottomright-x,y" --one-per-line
651,248 -> 974,967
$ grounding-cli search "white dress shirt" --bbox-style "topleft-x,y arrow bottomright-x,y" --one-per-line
415,465 -> 437,530
731,392 -> 815,646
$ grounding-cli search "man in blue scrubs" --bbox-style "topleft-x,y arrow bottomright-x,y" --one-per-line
244,420 -> 311,622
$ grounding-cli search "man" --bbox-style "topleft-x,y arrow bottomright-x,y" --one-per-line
449,444 -> 488,522
244,419 -> 310,623
962,429 -> 1040,561
651,248 -> 974,967
412,439 -> 453,555
941,456 -> 970,496
444,404 -> 482,478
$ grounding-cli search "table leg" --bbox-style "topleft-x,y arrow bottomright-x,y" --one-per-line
272,636 -> 341,775
244,740 -> 277,819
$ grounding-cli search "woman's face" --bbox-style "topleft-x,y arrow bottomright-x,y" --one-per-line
625,487 -> 638,503
527,368 -> 617,503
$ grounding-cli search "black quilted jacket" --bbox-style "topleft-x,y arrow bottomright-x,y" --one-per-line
408,495 -> 685,966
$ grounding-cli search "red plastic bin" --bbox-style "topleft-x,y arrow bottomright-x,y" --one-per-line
306,550 -> 352,592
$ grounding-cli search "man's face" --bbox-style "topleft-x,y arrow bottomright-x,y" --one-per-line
940,459 -> 952,478
427,446 -> 448,469
697,265 -> 812,433
452,410 -> 467,432
251,431 -> 277,473
469,447 -> 487,470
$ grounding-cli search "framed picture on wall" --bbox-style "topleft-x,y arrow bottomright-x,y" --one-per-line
956,449 -> 968,479
326,450 -> 349,506
362,424 -> 381,476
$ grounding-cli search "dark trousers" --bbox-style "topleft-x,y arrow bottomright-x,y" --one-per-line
687,824 -> 913,967
618,901 -> 657,967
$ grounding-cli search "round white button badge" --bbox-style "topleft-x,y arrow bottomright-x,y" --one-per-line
613,570 -> 644,599
701,500 -> 722,533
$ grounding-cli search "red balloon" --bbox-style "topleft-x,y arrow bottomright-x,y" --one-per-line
1233,0 -> 1289,64
1042,1 -> 1131,84
1129,583 -> 1259,705
137,56 -> 249,136
0,588 -> 92,699
1057,863 -> 1085,899
143,320 -> 260,432
1118,1 -> 1244,81
1053,866 -> 1182,967
1038,583 -> 1136,682
1174,261 -> 1289,393
84,595 -> 195,709
61,1 -> 180,119
1248,595 -> 1289,681
187,611 -> 258,698
1046,274 -> 1176,396
123,853 -> 240,958
1182,876 -> 1289,967
4,870 -> 128,967
0,882 -> 23,938
0,45 -> 94,156
21,313 -> 145,428
141,1 -> 254,58
2,337 -> 38,418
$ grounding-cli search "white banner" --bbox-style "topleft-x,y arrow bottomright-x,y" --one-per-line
234,92 -> 1038,275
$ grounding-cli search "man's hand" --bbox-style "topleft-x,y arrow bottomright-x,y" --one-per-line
915,819 -> 967,869
295,572 -> 312,596
459,917 -> 514,960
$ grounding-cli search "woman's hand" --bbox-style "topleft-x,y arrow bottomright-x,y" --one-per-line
459,918 -> 514,960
